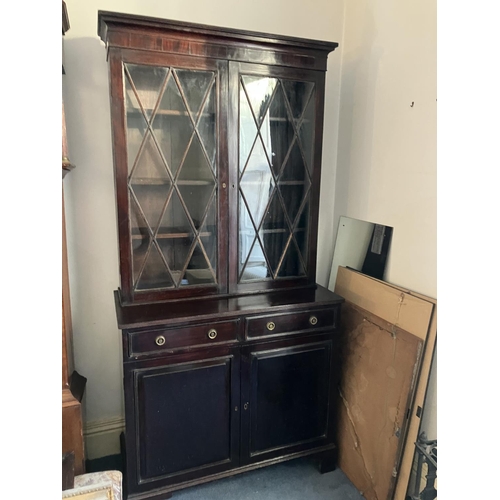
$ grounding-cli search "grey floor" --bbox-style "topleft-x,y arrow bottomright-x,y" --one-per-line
173,458 -> 366,500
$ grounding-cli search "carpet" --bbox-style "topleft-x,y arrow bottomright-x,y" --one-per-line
173,458 -> 365,500
86,455 -> 366,500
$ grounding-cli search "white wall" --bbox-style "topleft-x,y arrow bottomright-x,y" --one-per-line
63,0 -> 345,456
333,0 -> 437,437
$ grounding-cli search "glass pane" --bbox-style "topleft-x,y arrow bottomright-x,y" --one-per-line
299,89 -> 316,173
278,240 -> 306,278
130,183 -> 170,234
241,239 -> 269,281
265,83 -> 295,176
238,75 -> 315,283
125,63 -> 219,291
262,230 -> 289,277
240,138 -> 274,228
183,242 -> 216,285
200,196 -> 217,277
262,192 -> 288,231
178,137 -> 216,230
129,134 -> 171,232
157,190 -> 195,285
177,182 -> 215,231
294,196 -> 310,268
130,196 -> 151,287
239,201 -> 257,277
262,193 -> 290,276
197,82 -> 217,170
136,243 -> 174,290
130,133 -> 170,183
282,80 -> 314,121
240,76 -> 278,177
280,140 -> 308,182
278,185 -> 309,228
124,76 -> 147,172
125,64 -> 168,120
176,70 -> 214,119
153,75 -> 194,177
239,90 -> 258,172
279,141 -> 310,226
241,76 -> 277,127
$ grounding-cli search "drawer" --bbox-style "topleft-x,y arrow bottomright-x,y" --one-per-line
245,307 -> 336,339
128,320 -> 239,357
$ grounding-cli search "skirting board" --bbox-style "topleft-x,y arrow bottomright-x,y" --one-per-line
84,417 -> 125,460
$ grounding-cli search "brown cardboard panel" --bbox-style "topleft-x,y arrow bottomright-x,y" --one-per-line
354,268 -> 438,500
338,302 -> 423,500
333,267 -> 437,500
335,267 -> 433,341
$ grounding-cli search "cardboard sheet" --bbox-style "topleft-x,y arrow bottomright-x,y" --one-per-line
337,302 -> 423,500
334,267 -> 436,500
335,267 -> 433,341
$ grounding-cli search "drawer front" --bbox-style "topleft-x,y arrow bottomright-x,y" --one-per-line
245,307 -> 336,339
128,320 -> 239,357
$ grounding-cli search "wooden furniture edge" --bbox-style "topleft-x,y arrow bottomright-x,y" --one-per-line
97,11 -> 339,53
126,444 -> 337,499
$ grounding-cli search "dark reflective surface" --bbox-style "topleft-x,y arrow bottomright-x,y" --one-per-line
238,76 -> 315,282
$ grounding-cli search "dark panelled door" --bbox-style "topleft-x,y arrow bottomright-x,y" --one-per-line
132,351 -> 239,488
240,338 -> 333,464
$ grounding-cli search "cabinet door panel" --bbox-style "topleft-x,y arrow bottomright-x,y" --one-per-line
241,338 -> 333,464
126,349 -> 239,492
228,62 -> 325,293
108,49 -> 229,303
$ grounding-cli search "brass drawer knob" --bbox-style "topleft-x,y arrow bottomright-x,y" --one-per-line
208,328 -> 218,340
155,335 -> 166,346
266,321 -> 276,331
309,316 -> 318,326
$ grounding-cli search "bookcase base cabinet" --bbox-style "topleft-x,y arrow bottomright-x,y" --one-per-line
118,292 -> 343,500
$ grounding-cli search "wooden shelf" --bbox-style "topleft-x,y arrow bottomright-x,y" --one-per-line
130,178 -> 170,186
130,179 -> 214,186
132,230 -> 213,240
177,180 -> 215,186
127,109 -> 215,118
240,227 -> 306,235
278,181 -> 307,185
132,179 -> 302,187
240,180 -> 306,186
268,117 -> 310,123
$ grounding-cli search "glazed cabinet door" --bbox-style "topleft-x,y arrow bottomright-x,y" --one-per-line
123,347 -> 240,495
240,336 -> 335,465
108,50 -> 229,303
228,62 -> 326,294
